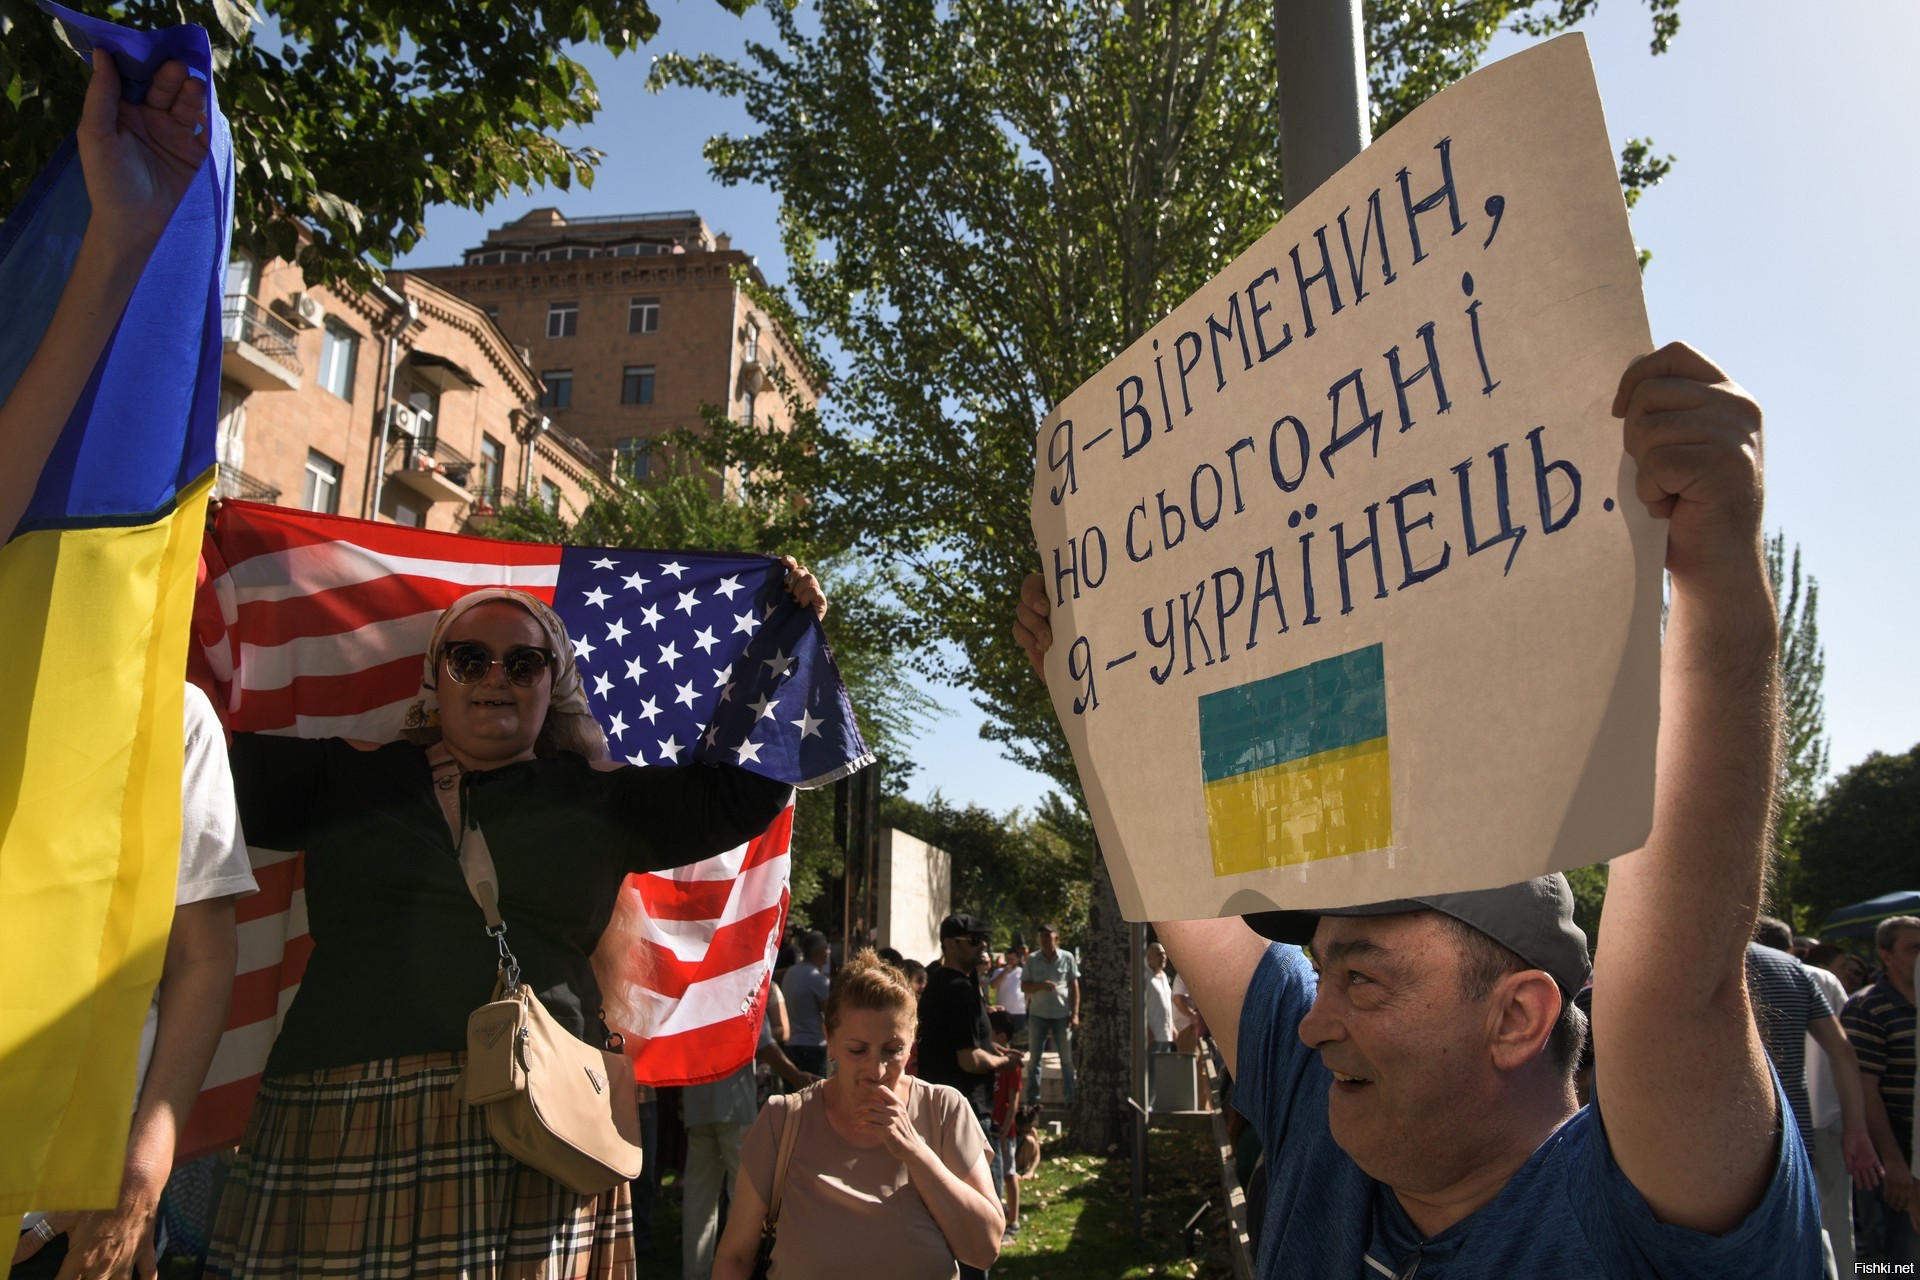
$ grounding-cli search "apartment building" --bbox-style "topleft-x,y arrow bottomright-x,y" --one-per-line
217,247 -> 604,533
406,207 -> 824,492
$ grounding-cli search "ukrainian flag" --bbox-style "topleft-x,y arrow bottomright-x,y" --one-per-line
1200,644 -> 1394,876
0,6 -> 229,1212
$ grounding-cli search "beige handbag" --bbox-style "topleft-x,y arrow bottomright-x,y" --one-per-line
456,817 -> 645,1195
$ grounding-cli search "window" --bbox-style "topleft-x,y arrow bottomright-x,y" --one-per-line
479,434 -> 504,503
621,366 -> 655,405
540,370 -> 573,410
318,320 -> 359,400
546,302 -> 578,339
743,319 -> 761,363
608,243 -> 667,258
537,246 -> 598,262
627,297 -> 660,334
303,450 -> 342,514
539,476 -> 560,512
613,437 -> 650,482
392,497 -> 424,528
464,249 -> 530,266
741,390 -> 756,429
484,305 -> 500,323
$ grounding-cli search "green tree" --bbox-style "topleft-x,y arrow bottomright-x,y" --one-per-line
1762,533 -> 1828,927
488,472 -> 934,917
0,0 -> 750,289
1797,745 -> 1920,929
657,0 -> 1684,1151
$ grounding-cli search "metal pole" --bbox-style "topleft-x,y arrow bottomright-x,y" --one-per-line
1274,0 -> 1371,211
1130,919 -> 1148,1235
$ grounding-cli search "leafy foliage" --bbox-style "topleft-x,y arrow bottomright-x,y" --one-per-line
1762,533 -> 1829,927
1797,745 -> 1920,929
0,0 -> 751,290
654,0 -> 1687,802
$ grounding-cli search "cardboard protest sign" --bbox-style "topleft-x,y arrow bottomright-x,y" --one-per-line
1029,35 -> 1664,922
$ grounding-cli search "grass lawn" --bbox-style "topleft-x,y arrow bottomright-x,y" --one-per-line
647,1124 -> 1236,1278
992,1127 -> 1234,1279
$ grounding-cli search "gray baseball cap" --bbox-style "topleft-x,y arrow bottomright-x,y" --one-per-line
1243,873 -> 1591,996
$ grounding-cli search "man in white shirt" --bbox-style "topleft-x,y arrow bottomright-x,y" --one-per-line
991,944 -> 1029,1046
1145,943 -> 1175,1051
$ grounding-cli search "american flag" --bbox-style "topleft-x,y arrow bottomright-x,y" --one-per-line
180,501 -> 870,1159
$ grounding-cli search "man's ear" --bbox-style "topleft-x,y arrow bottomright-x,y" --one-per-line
1486,970 -> 1563,1071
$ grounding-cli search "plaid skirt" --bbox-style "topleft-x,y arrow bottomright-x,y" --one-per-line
206,1052 -> 636,1279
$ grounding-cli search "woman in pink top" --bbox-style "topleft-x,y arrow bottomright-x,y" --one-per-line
715,951 -> 1003,1278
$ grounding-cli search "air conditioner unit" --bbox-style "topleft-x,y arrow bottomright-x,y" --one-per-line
389,403 -> 420,437
739,357 -> 765,396
288,292 -> 326,329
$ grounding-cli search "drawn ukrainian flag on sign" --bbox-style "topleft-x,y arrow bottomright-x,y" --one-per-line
1199,644 -> 1393,876
0,3 -> 230,1213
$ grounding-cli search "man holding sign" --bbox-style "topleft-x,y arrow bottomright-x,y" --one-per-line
1016,340 -> 1822,1275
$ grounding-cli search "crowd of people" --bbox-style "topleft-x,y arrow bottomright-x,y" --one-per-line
10,29 -> 1919,1280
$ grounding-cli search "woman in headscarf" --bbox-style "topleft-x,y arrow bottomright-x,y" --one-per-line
206,577 -> 821,1280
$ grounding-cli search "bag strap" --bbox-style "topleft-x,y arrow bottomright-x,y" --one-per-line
763,1086 -> 808,1231
453,786 -> 521,991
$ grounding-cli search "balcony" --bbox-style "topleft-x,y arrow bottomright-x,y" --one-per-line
221,295 -> 303,392
214,465 -> 282,503
390,432 -> 476,505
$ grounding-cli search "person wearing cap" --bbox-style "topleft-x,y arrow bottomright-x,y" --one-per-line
920,913 -> 1024,1277
1013,343 -> 1825,1275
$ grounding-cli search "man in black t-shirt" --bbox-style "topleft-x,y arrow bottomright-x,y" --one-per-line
919,912 -> 1024,1272
919,913 -> 1023,1120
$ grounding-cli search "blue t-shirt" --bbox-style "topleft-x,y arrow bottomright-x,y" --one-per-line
1237,944 -> 1823,1278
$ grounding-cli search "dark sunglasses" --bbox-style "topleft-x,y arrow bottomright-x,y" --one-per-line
441,641 -> 555,687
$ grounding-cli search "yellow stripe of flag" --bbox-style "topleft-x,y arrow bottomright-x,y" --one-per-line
0,471 -> 212,1212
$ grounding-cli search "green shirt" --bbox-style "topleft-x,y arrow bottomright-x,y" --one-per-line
1023,947 -> 1080,1019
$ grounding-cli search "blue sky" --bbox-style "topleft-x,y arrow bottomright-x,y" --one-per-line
397,0 -> 1920,818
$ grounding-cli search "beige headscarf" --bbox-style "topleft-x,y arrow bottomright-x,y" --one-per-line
401,588 -> 595,747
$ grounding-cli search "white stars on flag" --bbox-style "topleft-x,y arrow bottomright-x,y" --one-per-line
550,548 -> 863,787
